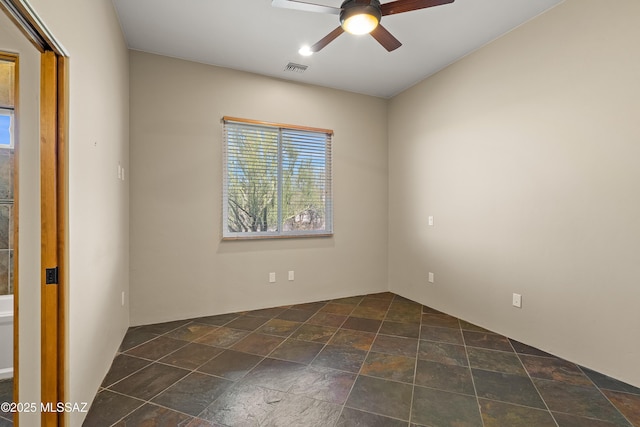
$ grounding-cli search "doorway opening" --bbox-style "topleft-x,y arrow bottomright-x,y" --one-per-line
0,54 -> 16,416
1,0 -> 68,425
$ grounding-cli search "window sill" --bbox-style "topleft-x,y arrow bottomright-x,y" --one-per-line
221,233 -> 333,241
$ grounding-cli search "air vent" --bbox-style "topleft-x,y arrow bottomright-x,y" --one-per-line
284,62 -> 308,73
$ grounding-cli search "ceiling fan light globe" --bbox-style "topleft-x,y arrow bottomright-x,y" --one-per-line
342,13 -> 379,35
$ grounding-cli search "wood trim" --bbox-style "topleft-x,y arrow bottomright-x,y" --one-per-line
0,52 -> 19,61
222,116 -> 334,135
0,1 -> 45,53
56,55 -> 68,426
0,0 -> 68,55
40,50 -> 58,427
3,51 -> 20,427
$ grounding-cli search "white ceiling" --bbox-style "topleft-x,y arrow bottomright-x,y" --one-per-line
112,0 -> 563,98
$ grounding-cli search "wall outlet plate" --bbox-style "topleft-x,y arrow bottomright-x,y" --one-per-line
428,272 -> 434,283
512,293 -> 522,308
269,272 -> 276,283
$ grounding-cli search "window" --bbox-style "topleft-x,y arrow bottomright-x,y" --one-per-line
222,117 -> 333,239
0,58 -> 15,150
0,110 -> 14,149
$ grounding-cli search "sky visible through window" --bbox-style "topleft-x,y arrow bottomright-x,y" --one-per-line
0,113 -> 12,147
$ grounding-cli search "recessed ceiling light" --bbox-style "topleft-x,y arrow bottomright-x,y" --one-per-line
298,45 -> 313,56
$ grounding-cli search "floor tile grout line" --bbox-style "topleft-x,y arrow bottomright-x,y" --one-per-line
193,298 -> 360,426
550,408 -> 636,426
509,339 -> 560,427
107,385 -> 215,427
119,338 -> 191,374
294,297 -> 359,358
107,365 -> 225,426
522,351 -> 635,424
172,301 -> 344,424
103,354 -> 250,425
459,317 -> 487,427
330,294 -> 392,426
289,297 -> 364,427
107,334 -> 210,390
100,358 -> 154,390
408,301 -> 424,427
576,364 -> 637,427
95,387 -> 147,427
334,293 -> 413,425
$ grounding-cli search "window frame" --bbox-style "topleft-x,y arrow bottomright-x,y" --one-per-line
222,116 -> 333,240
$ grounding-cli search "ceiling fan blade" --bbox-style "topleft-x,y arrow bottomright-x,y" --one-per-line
381,0 -> 454,16
310,26 -> 345,52
272,0 -> 341,15
370,24 -> 402,51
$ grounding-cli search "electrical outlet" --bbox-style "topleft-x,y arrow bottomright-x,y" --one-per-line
428,272 -> 434,283
512,293 -> 522,308
288,271 -> 294,281
269,272 -> 276,283
428,216 -> 434,226
121,291 -> 125,307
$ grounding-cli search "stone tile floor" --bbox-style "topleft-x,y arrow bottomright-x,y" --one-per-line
0,378 -> 12,427
81,292 -> 640,426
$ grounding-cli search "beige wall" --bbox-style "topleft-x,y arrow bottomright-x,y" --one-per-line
129,51 -> 388,325
25,0 -> 130,425
388,0 -> 640,387
0,10 -> 41,426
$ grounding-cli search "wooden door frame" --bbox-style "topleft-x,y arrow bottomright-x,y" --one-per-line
40,50 -> 67,427
0,1 -> 68,426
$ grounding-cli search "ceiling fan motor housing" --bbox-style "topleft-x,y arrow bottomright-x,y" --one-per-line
340,0 -> 382,28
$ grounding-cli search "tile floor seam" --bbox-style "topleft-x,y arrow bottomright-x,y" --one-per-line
112,361 -> 191,403
408,304 -> 424,426
110,372 -> 212,425
264,304 -> 351,367
510,338 -> 561,427
550,408 -> 632,425
166,347 -> 227,373
118,335 -> 158,353
341,404 -> 412,425
149,320 -> 196,337
460,322 -> 487,427
333,294 -> 395,425
100,361 -> 152,390
92,388 -> 146,427
577,365 -> 637,427
124,336 -> 191,363
109,397 -> 197,426
186,360 -> 257,383
190,301 -> 351,425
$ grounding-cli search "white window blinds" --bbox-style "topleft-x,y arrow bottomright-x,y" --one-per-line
222,117 -> 333,239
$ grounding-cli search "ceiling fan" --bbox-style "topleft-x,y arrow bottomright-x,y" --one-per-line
272,0 -> 455,53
